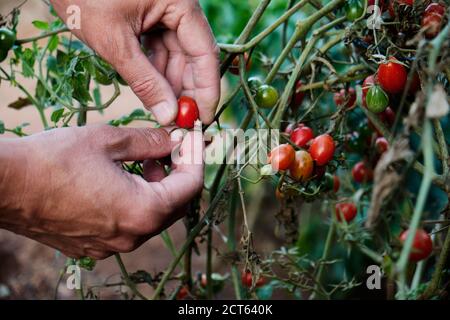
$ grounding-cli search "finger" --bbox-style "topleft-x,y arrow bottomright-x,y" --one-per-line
172,3 -> 221,124
102,126 -> 174,161
147,129 -> 204,214
162,31 -> 186,96
142,33 -> 169,76
112,36 -> 178,125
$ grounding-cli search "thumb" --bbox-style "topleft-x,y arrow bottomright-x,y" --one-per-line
112,38 -> 178,126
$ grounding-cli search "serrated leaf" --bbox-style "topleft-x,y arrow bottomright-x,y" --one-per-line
32,20 -> 49,30
51,108 -> 65,123
48,35 -> 59,52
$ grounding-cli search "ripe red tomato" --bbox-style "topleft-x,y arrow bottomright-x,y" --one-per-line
290,125 -> 314,148
293,80 -> 306,107
379,107 -> 396,126
377,58 -> 408,94
352,161 -> 374,183
241,271 -> 266,288
375,137 -> 389,153
362,75 -> 377,107
268,144 -> 296,171
399,229 -> 433,262
176,96 -> 199,129
334,87 -> 356,109
289,150 -> 314,182
229,52 -> 251,75
309,134 -> 336,166
425,3 -> 446,17
335,202 -> 357,222
397,0 -> 413,5
176,286 -> 189,300
422,12 -> 443,39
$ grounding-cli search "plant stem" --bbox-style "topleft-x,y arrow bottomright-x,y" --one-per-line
114,254 -> 148,300
16,27 -> 69,44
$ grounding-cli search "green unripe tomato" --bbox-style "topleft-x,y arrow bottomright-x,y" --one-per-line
345,0 -> 365,21
0,28 -> 16,51
366,85 -> 389,113
248,76 -> 263,92
0,49 -> 8,63
255,84 -> 279,109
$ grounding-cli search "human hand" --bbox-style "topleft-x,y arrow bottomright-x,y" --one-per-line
0,125 -> 204,259
50,0 -> 220,125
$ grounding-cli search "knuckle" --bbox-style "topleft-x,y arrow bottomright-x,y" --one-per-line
137,128 -> 169,148
114,239 -> 137,253
129,75 -> 159,103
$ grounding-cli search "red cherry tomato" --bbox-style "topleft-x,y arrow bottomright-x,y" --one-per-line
379,107 -> 396,126
176,96 -> 199,129
176,286 -> 189,300
268,144 -> 296,171
424,3 -> 446,17
241,271 -> 266,288
333,87 -> 356,109
309,134 -> 336,166
399,229 -> 433,262
397,0 -> 413,5
377,58 -> 408,94
293,80 -> 306,107
335,202 -> 357,222
375,137 -> 389,154
289,150 -> 314,182
290,125 -> 314,148
333,175 -> 340,193
352,161 -> 374,183
229,52 -> 251,75
362,75 -> 377,107
422,12 -> 443,39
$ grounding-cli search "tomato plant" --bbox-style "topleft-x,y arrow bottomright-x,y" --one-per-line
1,0 -> 449,302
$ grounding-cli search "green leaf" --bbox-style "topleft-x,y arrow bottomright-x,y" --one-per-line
32,20 -> 49,30
51,108 -> 65,123
0,121 -> 5,134
48,35 -> 59,52
21,48 -> 36,78
93,87 -> 102,107
129,109 -> 146,118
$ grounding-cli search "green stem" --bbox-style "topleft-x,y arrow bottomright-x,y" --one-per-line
16,27 -> 69,44
115,253 -> 148,300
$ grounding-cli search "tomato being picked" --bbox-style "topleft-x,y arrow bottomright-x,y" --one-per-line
289,150 -> 314,182
176,96 -> 200,129
334,87 -> 356,109
309,134 -> 335,166
399,229 -> 433,262
377,58 -> 408,94
268,144 -> 296,171
290,125 -> 314,148
335,202 -> 357,222
352,161 -> 374,183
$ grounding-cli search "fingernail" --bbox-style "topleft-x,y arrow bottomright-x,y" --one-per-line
151,101 -> 177,126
